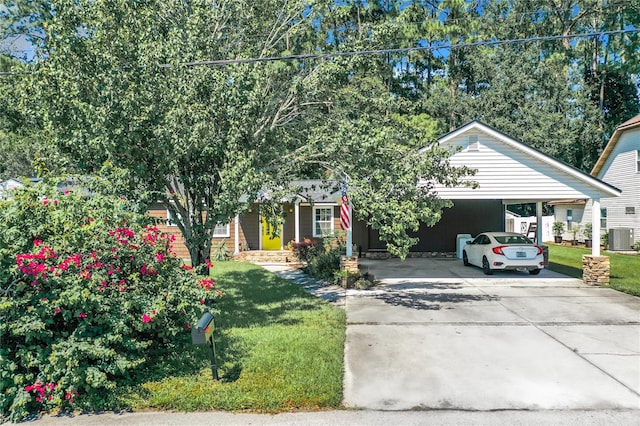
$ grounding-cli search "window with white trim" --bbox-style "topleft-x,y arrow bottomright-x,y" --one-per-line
637,150 -> 640,173
313,206 -> 334,237
212,223 -> 231,238
600,208 -> 607,229
167,208 -> 181,226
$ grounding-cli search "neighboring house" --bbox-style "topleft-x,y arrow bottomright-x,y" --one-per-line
581,114 -> 640,250
154,121 -> 621,259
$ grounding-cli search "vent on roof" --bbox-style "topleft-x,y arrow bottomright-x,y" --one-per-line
467,135 -> 480,151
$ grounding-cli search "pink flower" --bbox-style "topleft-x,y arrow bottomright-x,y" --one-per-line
142,314 -> 152,323
185,323 -> 190,330
42,197 -> 49,206
33,239 -> 42,247
53,199 -> 58,206
54,308 -> 61,315
64,189 -> 71,195
200,279 -> 215,291
155,252 -> 166,262
78,312 -> 87,318
200,299 -> 205,305
205,259 -> 213,268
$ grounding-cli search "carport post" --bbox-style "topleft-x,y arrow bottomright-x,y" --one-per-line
591,198 -> 601,256
536,201 -> 543,245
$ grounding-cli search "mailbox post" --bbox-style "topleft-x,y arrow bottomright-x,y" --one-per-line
191,310 -> 219,380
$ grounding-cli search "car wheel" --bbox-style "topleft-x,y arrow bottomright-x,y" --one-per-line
482,257 -> 493,275
462,251 -> 470,266
529,268 -> 541,275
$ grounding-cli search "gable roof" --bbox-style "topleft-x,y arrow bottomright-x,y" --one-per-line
431,120 -> 620,201
591,114 -> 640,177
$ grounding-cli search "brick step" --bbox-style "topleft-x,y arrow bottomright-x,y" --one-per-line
234,250 -> 299,264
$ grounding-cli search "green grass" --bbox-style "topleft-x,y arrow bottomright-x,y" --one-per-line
123,261 -> 346,412
548,245 -> 640,296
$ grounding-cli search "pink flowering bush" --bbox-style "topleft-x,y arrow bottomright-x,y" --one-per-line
0,180 -> 221,421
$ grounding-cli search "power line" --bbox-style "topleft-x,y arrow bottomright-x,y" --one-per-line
0,28 -> 637,76
179,28 -> 639,67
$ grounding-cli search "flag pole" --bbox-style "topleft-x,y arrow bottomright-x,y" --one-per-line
344,177 -> 352,257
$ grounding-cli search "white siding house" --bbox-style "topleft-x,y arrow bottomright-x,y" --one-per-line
582,114 -> 640,249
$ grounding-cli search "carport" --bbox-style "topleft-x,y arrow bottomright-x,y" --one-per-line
355,121 -> 621,261
354,121 -> 620,283
432,121 -> 621,257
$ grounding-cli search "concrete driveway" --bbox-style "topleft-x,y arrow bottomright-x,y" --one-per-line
344,258 -> 640,411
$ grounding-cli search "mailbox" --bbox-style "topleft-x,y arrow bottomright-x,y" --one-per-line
190,310 -> 219,380
191,311 -> 214,345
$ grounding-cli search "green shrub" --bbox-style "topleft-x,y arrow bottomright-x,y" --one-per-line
308,250 -> 341,281
0,180 -> 220,422
290,238 -> 321,266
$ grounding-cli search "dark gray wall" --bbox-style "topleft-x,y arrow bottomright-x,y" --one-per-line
362,199 -> 505,252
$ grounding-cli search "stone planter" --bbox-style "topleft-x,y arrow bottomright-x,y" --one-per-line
554,236 -> 563,244
585,239 -> 592,248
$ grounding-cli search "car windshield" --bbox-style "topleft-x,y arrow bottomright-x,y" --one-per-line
494,235 -> 532,245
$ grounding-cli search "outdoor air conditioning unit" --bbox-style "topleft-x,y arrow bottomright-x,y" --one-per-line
608,228 -> 634,251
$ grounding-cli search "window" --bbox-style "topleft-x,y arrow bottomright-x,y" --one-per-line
566,208 -> 573,228
637,150 -> 640,173
167,209 -> 181,226
467,135 -> 479,151
600,208 -> 607,229
313,206 -> 334,237
212,223 -> 231,238
626,207 -> 636,215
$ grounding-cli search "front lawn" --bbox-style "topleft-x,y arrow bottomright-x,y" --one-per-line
547,245 -> 640,296
123,261 -> 346,412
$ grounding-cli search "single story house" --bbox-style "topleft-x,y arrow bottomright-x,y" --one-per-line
153,121 -> 621,259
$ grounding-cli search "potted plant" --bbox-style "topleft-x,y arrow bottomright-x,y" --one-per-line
570,223 -> 581,246
584,223 -> 593,248
553,221 -> 565,243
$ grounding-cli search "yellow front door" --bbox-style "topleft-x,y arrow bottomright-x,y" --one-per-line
261,217 -> 282,250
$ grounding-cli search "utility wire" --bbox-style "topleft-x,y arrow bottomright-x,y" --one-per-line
180,28 -> 639,67
0,28 -> 638,75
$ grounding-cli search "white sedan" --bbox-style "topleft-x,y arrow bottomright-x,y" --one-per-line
462,232 -> 544,275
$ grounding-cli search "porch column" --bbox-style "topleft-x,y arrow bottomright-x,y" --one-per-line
591,198 -> 601,256
294,202 -> 300,243
233,214 -> 240,254
536,201 -> 543,244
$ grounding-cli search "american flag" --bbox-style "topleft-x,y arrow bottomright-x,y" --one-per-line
340,182 -> 350,230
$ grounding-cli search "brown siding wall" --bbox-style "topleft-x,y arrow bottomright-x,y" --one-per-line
282,203 -> 295,245
149,202 -> 344,256
240,208 -> 260,250
148,203 -> 248,259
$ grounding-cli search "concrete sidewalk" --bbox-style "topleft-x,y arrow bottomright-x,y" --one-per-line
344,258 -> 640,411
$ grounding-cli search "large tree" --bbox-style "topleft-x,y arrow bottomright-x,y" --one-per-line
22,0 -> 470,264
